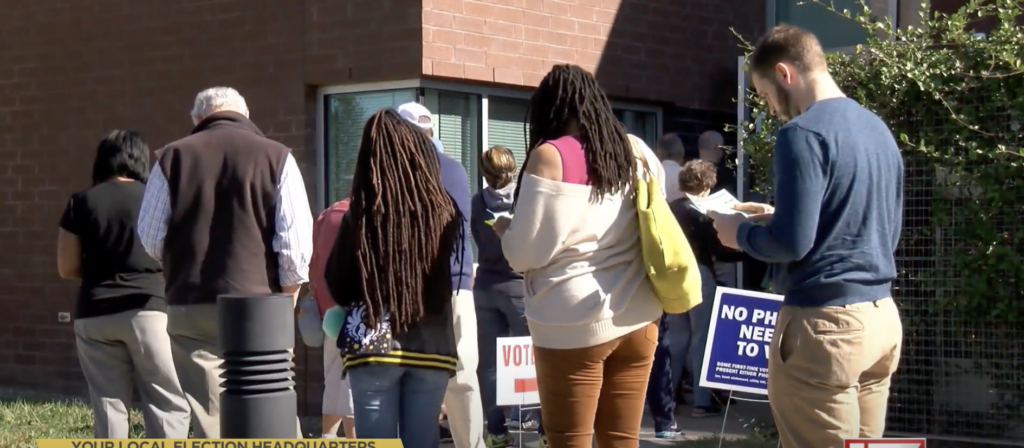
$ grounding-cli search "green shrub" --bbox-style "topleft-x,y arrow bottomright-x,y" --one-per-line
736,0 -> 1024,323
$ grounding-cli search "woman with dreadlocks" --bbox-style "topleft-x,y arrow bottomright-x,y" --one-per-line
493,64 -> 666,448
324,108 -> 464,448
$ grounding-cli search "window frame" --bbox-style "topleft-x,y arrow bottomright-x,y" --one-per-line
422,88 -> 484,193
316,80 -> 663,211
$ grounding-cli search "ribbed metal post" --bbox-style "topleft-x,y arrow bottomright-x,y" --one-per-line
217,293 -> 297,439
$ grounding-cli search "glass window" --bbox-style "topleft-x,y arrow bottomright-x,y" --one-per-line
424,90 -> 482,194
323,89 -> 661,206
775,0 -> 869,49
615,109 -> 658,148
324,89 -> 417,204
486,97 -> 530,184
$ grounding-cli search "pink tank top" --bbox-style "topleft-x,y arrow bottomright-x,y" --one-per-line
546,135 -> 589,185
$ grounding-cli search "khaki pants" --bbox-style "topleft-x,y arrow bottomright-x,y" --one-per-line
444,290 -> 486,448
167,304 -> 303,439
768,298 -> 903,448
74,298 -> 191,439
533,323 -> 658,448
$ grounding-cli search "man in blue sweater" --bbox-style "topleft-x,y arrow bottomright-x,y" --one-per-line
398,102 -> 484,448
708,26 -> 904,448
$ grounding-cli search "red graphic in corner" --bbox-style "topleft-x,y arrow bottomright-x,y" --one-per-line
844,439 -> 926,448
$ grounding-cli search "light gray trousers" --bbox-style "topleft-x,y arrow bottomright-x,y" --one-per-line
74,298 -> 191,438
167,303 -> 304,439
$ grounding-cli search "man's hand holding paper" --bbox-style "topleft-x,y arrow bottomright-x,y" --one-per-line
732,202 -> 775,223
707,202 -> 775,249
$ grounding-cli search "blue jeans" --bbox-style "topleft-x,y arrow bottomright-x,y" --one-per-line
475,288 -> 542,436
688,265 -> 718,408
663,313 -> 691,392
348,364 -> 450,448
644,316 -> 677,432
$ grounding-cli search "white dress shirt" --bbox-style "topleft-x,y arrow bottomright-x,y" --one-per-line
137,153 -> 314,286
661,159 -> 684,202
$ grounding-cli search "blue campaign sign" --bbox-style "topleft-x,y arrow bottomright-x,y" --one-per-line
699,287 -> 784,395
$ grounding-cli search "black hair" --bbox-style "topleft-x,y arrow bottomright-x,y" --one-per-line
91,130 -> 150,185
514,64 -> 635,204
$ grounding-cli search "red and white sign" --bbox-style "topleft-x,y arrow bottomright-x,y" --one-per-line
495,336 -> 539,406
845,438 -> 926,448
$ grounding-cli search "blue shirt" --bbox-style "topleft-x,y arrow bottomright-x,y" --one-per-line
737,98 -> 904,307
433,137 -> 475,291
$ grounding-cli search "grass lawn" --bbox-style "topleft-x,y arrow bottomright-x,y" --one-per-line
0,393 -> 778,448
0,397 -> 144,448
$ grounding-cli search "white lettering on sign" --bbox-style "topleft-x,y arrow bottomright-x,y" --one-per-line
720,305 -> 748,321
738,324 -> 774,343
751,309 -> 778,326
699,287 -> 787,396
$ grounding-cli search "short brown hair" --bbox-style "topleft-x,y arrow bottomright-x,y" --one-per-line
748,24 -> 826,78
679,160 -> 717,195
481,146 -> 517,189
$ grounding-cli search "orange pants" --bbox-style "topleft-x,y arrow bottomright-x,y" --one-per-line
533,323 -> 658,448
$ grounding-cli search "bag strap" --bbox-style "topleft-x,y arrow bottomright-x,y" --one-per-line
628,134 -> 653,177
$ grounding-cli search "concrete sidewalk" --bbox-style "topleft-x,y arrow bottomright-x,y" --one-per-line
458,398 -> 774,447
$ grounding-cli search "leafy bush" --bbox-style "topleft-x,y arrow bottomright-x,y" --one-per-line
736,0 -> 1024,323
735,3 -> 1024,436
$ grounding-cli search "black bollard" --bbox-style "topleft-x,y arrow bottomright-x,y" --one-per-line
218,293 -> 298,439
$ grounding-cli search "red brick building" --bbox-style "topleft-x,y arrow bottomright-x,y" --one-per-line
0,0 -> 949,414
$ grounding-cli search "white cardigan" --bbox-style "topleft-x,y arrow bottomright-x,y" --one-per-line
500,140 -> 666,349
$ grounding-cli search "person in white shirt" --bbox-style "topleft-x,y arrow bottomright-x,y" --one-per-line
656,133 -> 686,202
137,87 -> 313,439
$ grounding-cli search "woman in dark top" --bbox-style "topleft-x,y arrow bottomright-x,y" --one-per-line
56,130 -> 190,439
668,160 -> 744,417
324,109 -> 463,448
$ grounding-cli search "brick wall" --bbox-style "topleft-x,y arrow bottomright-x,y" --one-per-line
422,0 -> 765,111
0,0 -> 420,415
1,0 -> 768,418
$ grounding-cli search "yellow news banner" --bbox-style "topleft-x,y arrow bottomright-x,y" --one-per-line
36,440 -> 403,448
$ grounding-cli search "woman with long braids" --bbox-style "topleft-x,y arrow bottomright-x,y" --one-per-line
324,109 -> 464,448
493,65 -> 666,448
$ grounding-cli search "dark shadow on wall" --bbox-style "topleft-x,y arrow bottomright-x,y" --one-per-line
589,0 -> 767,184
592,0 -> 765,157
593,0 -> 768,300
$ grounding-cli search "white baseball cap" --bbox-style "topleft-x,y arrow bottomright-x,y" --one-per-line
397,102 -> 433,130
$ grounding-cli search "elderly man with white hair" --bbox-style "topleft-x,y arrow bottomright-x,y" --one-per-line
138,86 -> 314,438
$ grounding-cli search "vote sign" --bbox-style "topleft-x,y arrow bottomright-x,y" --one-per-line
699,287 -> 784,395
495,336 -> 539,406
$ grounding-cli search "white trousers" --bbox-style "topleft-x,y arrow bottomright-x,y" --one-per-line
323,336 -> 355,417
444,290 -> 485,448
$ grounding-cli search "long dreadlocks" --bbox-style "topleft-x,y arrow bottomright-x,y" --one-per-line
348,108 -> 461,332
513,64 -> 636,205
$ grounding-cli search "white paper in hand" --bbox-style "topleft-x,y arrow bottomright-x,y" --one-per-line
485,211 -> 512,226
687,190 -> 751,216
